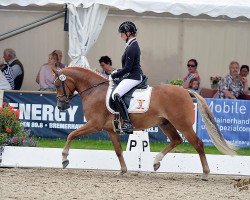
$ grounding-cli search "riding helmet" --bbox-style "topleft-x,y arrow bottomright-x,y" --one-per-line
118,21 -> 137,34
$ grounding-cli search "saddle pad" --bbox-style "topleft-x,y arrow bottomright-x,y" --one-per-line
106,86 -> 152,114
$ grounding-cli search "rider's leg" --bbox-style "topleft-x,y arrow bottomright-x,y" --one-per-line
112,78 -> 142,134
113,93 -> 133,134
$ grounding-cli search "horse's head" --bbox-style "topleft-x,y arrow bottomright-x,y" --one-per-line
52,67 -> 76,111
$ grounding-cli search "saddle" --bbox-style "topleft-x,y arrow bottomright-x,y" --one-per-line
106,75 -> 152,114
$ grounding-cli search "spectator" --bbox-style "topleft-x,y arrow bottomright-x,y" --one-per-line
240,65 -> 249,91
0,61 -> 15,90
183,59 -> 200,89
188,78 -> 201,94
217,61 -> 248,99
36,50 -> 65,84
97,56 -> 115,78
3,48 -> 24,90
0,62 -> 12,90
37,52 -> 59,91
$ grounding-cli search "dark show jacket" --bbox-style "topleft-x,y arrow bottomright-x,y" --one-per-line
111,38 -> 143,80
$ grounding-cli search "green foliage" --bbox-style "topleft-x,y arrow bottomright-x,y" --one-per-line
0,102 -> 36,146
170,78 -> 184,86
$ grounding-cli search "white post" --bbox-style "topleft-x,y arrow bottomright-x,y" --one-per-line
126,130 -> 150,170
126,130 -> 150,152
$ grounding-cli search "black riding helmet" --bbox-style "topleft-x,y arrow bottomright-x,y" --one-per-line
118,21 -> 137,34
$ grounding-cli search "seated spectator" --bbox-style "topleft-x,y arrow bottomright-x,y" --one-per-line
36,50 -> 65,84
3,48 -> 24,90
96,56 -> 115,78
188,78 -> 201,94
0,60 -> 15,90
217,61 -> 248,99
0,62 -> 12,90
240,65 -> 249,91
37,52 -> 59,91
183,59 -> 200,89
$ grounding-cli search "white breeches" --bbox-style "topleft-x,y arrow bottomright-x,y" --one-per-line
112,78 -> 142,100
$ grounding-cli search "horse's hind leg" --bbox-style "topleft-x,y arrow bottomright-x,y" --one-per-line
62,121 -> 100,169
108,131 -> 127,174
153,120 -> 183,171
180,127 -> 210,180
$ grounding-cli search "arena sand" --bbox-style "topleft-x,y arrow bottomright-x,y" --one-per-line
0,168 -> 249,200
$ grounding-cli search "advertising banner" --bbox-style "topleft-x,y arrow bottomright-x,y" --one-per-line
197,98 -> 250,148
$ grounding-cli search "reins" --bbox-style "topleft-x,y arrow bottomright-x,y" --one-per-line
78,80 -> 109,96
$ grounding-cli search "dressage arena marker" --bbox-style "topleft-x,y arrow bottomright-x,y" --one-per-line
0,146 -> 249,176
126,131 -> 150,152
126,130 -> 150,169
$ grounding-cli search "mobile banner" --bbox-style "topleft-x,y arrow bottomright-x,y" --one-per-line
196,98 -> 250,148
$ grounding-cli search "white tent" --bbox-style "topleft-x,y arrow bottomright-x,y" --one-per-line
2,0 -> 250,66
1,0 -> 250,90
1,0 -> 250,18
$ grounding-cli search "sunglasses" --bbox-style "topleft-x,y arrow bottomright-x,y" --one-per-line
187,64 -> 196,67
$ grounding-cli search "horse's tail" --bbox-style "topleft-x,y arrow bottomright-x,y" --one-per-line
188,90 -> 237,155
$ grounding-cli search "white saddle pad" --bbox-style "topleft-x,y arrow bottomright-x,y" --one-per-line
106,86 -> 153,114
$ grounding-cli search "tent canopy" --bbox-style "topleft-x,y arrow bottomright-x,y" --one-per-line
1,0 -> 250,19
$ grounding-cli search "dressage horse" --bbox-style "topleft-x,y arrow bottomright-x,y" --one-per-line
53,67 -> 236,180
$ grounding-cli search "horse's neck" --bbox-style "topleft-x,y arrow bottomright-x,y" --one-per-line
69,68 -> 107,93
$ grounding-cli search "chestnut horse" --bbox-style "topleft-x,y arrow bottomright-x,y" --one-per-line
53,67 -> 236,180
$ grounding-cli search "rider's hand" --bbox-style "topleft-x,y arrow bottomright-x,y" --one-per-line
108,75 -> 113,81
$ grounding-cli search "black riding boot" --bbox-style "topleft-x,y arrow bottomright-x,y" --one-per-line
113,94 -> 133,134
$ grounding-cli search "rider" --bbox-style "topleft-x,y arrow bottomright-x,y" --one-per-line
111,21 -> 144,134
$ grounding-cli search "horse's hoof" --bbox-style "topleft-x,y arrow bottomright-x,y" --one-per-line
153,162 -> 161,171
119,171 -> 127,175
202,174 -> 209,181
62,159 -> 69,169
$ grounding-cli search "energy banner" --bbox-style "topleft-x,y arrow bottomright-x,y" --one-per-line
197,98 -> 250,148
3,91 -> 126,141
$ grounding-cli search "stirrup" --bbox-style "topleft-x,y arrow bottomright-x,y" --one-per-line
112,113 -> 121,134
122,121 -> 133,134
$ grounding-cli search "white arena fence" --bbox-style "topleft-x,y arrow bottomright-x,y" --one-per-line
0,131 -> 249,176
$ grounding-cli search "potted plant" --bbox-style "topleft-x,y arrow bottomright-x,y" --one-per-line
0,102 -> 36,147
169,78 -> 184,86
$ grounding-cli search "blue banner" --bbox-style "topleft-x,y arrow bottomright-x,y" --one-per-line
197,98 -> 250,148
3,92 -> 132,141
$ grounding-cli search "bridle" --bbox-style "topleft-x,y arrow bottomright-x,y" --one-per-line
55,74 -> 75,103
55,72 -> 108,103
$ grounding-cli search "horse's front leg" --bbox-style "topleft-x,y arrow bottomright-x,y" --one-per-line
108,131 -> 127,174
62,121 -> 99,169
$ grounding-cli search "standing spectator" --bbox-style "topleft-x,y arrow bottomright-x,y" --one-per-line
183,59 -> 200,89
240,65 -> 249,91
97,56 -> 115,78
217,61 -> 248,99
3,48 -> 24,90
36,49 -> 65,84
0,61 -> 14,89
37,52 -> 59,91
